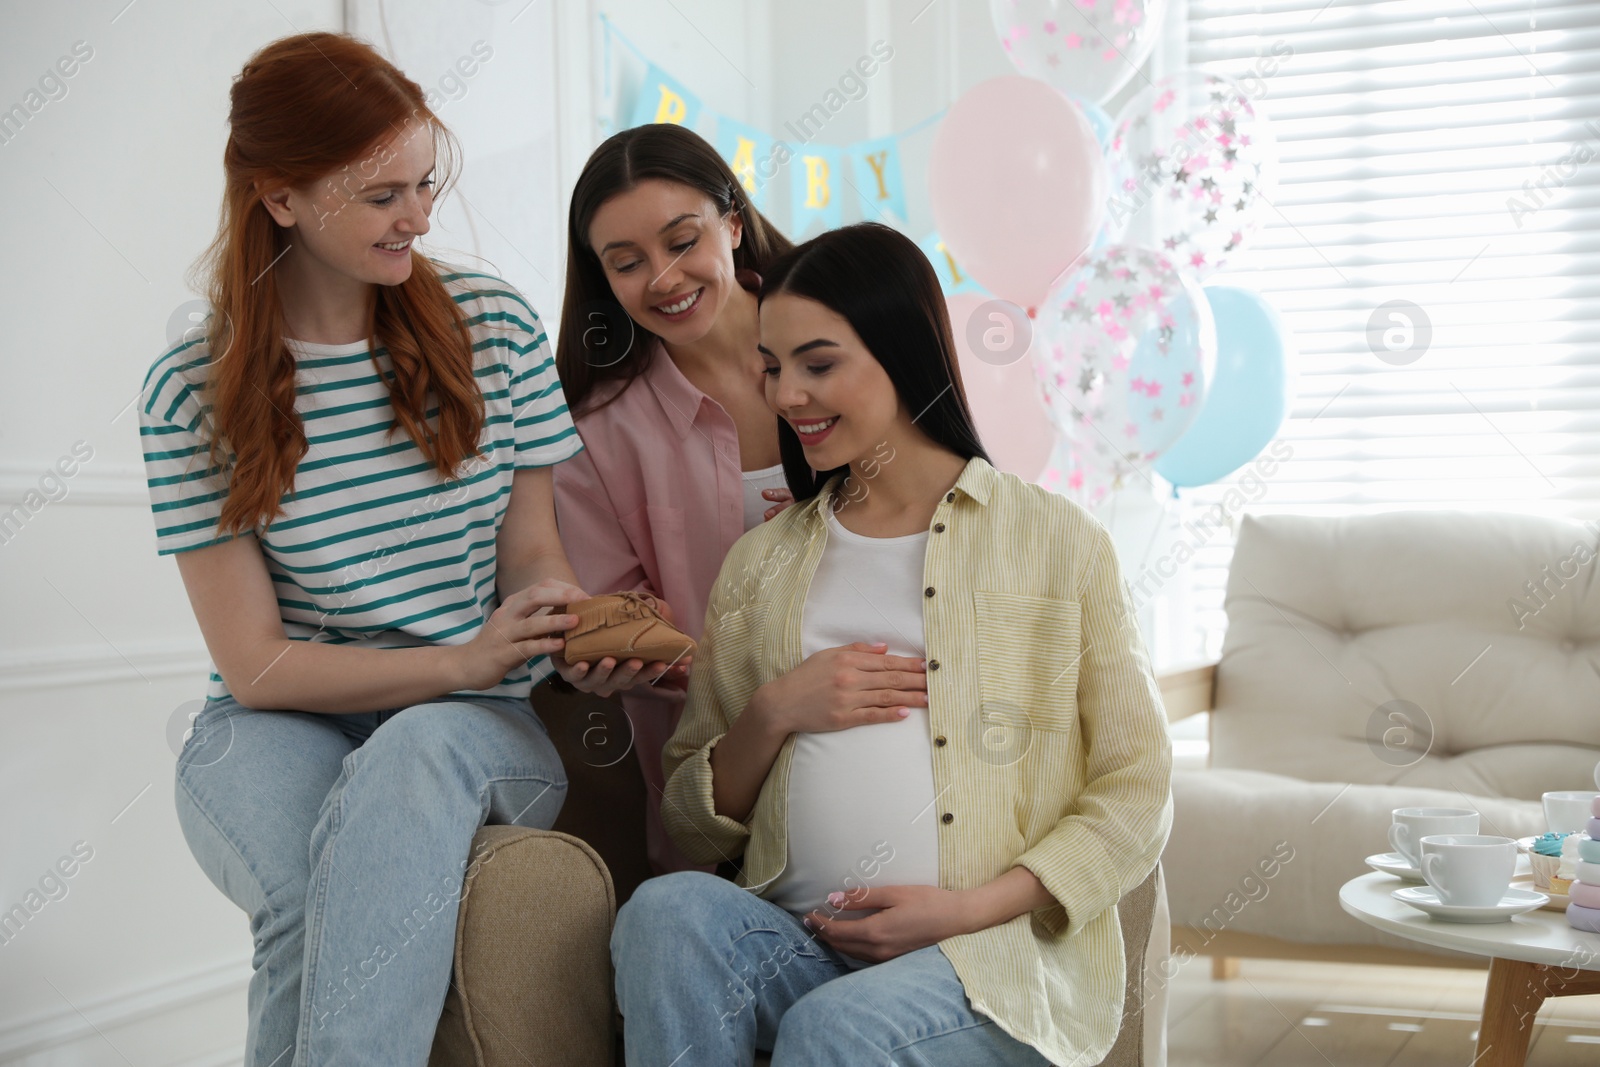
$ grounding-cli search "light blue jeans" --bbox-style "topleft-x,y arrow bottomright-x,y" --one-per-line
612,871 -> 1050,1066
175,693 -> 566,1067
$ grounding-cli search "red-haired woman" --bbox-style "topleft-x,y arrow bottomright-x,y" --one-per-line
139,32 -> 637,1065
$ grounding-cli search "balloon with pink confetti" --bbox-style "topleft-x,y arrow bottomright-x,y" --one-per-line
989,0 -> 1168,104
1032,245 -> 1216,509
1104,70 -> 1278,280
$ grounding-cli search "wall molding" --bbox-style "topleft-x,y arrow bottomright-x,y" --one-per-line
0,462 -> 148,506
0,639 -> 210,692
0,955 -> 248,1062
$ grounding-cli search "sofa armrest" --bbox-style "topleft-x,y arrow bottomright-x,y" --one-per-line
430,826 -> 616,1067
1156,662 -> 1216,723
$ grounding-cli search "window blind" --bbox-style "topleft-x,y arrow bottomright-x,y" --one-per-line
1168,0 -> 1600,659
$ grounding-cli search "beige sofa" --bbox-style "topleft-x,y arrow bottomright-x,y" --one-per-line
1158,511 -> 1600,974
428,681 -> 1168,1065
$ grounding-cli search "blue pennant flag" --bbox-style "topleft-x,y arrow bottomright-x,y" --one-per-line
846,136 -> 908,227
630,63 -> 703,130
714,114 -> 777,212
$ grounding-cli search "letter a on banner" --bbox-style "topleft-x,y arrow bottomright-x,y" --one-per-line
630,63 -> 702,129
790,144 -> 844,236
846,136 -> 908,227
714,114 -> 775,212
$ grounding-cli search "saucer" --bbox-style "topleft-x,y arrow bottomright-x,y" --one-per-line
1510,871 -> 1572,912
1366,852 -> 1425,881
1391,885 -> 1548,923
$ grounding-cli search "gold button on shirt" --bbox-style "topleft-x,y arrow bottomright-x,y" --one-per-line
661,456 -> 1173,1066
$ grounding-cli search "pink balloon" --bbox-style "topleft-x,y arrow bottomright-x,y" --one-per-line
930,77 -> 1107,314
947,293 -> 1056,482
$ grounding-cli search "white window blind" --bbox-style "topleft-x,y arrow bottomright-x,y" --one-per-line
1170,0 -> 1600,659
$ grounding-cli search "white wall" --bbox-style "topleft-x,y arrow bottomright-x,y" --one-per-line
0,3 -> 344,1061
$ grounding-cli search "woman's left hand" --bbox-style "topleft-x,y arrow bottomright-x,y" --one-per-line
761,487 -> 794,522
803,884 -> 976,964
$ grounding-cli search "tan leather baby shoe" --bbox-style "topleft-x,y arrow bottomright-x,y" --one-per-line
561,591 -> 696,666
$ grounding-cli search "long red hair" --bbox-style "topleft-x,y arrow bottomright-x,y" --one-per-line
193,32 -> 483,536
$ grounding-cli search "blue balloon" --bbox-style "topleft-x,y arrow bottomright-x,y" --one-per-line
1153,286 -> 1294,489
1070,95 -> 1114,151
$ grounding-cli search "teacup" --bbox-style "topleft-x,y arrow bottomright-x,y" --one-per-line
1419,834 -> 1517,908
1389,807 -> 1478,868
1544,791 -> 1600,833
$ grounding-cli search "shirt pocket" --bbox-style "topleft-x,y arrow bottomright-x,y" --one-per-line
972,590 -> 1083,733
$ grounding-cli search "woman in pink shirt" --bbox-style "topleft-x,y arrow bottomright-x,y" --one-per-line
551,124 -> 796,874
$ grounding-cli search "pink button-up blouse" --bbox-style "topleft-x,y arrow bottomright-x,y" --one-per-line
552,333 -> 759,874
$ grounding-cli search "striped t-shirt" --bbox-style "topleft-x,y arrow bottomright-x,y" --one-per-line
138,267 -> 584,703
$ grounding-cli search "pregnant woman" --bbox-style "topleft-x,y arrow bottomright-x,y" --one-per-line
611,223 -> 1173,1065
551,123 -> 796,874
141,33 -> 606,1065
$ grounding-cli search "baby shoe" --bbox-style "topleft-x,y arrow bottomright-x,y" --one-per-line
561,591 -> 695,667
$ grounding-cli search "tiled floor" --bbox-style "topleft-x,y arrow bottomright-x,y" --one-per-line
1166,955 -> 1600,1066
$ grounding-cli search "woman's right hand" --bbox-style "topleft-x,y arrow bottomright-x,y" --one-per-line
455,578 -> 583,692
753,641 -> 927,735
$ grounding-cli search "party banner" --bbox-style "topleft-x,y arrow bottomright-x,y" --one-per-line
604,16 -> 933,239
714,114 -> 777,212
918,232 -> 986,296
790,143 -> 845,235
629,63 -> 703,130
845,135 -> 909,226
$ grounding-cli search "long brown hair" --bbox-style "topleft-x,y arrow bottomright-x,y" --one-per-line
555,123 -> 793,417
759,223 -> 992,501
193,31 -> 482,536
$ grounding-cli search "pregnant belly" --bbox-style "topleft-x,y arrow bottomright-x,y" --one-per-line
767,712 -> 941,921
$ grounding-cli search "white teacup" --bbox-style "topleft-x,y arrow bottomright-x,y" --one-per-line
1389,807 -> 1478,869
1419,834 -> 1517,908
1543,791 -> 1600,833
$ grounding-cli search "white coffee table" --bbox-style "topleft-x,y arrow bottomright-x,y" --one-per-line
1341,871 -> 1600,1066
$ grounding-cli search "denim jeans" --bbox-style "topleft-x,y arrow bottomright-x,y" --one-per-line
611,871 -> 1050,1066
174,693 -> 566,1067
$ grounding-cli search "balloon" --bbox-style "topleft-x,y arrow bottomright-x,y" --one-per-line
1032,245 -> 1216,509
1071,95 -> 1114,150
929,76 -> 1108,313
1154,286 -> 1294,488
1105,70 -> 1277,280
947,293 -> 1057,482
990,0 -> 1169,105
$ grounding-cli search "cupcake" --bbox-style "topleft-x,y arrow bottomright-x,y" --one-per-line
1529,832 -> 1578,895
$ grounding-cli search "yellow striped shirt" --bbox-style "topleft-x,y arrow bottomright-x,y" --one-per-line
661,455 -> 1173,1065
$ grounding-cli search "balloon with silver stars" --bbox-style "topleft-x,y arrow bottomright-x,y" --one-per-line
1031,245 -> 1216,510
1104,70 -> 1278,280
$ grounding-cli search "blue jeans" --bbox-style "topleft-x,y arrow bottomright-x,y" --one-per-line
612,871 -> 1050,1066
175,693 -> 566,1067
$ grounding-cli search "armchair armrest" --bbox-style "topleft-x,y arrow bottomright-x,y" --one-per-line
1156,661 -> 1216,723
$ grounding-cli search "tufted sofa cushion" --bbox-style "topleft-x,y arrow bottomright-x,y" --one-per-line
1212,511 -> 1600,798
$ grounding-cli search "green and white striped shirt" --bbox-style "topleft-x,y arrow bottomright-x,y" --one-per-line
139,267 -> 583,703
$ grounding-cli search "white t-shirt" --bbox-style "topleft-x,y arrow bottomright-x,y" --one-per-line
138,267 -> 583,702
741,462 -> 788,531
766,506 -> 940,960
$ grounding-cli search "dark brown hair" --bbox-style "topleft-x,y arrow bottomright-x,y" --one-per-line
758,222 -> 992,501
555,123 -> 792,417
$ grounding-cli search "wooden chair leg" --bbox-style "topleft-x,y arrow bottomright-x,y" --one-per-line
1211,956 -> 1239,980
